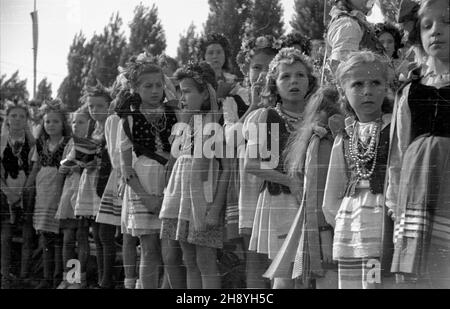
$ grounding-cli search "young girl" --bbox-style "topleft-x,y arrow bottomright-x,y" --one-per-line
232,34 -> 282,288
28,100 -> 71,289
264,87 -> 341,289
245,47 -> 318,289
322,51 -> 393,289
75,84 -> 115,289
119,55 -> 178,289
387,0 -> 450,289
0,102 -> 34,289
199,32 -> 238,99
160,61 -> 230,289
327,0 -> 384,72
55,105 -> 91,289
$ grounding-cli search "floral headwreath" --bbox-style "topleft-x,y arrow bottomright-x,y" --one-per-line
280,32 -> 312,56
236,34 -> 283,74
175,61 -> 218,90
39,98 -> 65,114
80,80 -> 112,104
123,52 -> 162,87
267,47 -> 315,78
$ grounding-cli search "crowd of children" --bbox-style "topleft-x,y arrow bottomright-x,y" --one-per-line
0,0 -> 448,289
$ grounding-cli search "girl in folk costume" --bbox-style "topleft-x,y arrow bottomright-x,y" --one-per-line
387,0 -> 450,288
160,61 -> 230,289
0,102 -> 34,289
322,51 -> 394,289
327,0 -> 385,73
232,34 -> 282,288
245,48 -> 318,289
28,100 -> 71,288
115,86 -> 141,289
119,54 -> 178,289
55,105 -> 91,289
264,87 -> 341,289
199,33 -> 239,99
75,84 -> 115,289
95,79 -> 125,238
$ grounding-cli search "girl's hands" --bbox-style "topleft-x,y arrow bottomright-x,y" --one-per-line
139,193 -> 162,216
320,230 -> 334,264
250,71 -> 267,109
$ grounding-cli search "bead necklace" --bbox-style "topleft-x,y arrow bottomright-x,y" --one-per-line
348,120 -> 381,180
274,103 -> 303,133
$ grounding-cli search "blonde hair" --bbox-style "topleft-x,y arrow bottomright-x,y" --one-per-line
264,47 -> 318,105
283,86 -> 340,177
335,50 -> 391,117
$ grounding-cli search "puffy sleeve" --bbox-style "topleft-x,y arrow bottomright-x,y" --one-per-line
243,107 -> 268,146
327,16 -> 363,62
119,116 -> 133,152
322,134 -> 348,227
386,84 -> 412,214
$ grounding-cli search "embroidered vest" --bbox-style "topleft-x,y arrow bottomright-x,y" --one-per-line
2,135 -> 31,179
343,124 -> 390,197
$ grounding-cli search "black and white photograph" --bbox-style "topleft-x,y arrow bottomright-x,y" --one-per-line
0,0 -> 449,292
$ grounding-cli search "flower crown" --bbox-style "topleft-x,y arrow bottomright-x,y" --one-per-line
236,34 -> 283,73
281,32 -> 312,56
267,47 -> 314,78
124,52 -> 162,86
175,61 -> 217,90
39,98 -> 66,114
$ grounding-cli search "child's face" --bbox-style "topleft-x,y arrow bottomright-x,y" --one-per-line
71,113 -> 89,138
249,52 -> 274,86
179,78 -> 208,112
136,73 -> 164,108
420,0 -> 450,63
44,112 -> 64,137
87,96 -> 109,122
276,61 -> 310,104
342,63 -> 386,122
205,43 -> 226,72
7,108 -> 27,131
378,32 -> 395,58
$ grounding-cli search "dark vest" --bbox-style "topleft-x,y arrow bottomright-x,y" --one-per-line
343,123 -> 390,197
408,79 -> 450,140
36,136 -> 70,168
2,135 -> 31,179
260,108 -> 292,196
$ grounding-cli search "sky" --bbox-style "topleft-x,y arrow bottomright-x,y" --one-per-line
0,0 -> 383,97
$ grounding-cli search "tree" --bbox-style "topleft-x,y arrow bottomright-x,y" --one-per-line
85,12 -> 127,87
0,71 -> 29,102
36,78 -> 52,101
204,0 -> 252,75
177,23 -> 200,65
246,0 -> 284,38
290,0 -> 332,40
378,0 -> 401,23
57,32 -> 91,111
121,3 -> 167,64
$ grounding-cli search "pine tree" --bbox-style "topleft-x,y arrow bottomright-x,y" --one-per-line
204,0 -> 252,75
57,32 -> 92,111
246,0 -> 284,38
177,23 -> 199,65
85,12 -> 127,87
290,0 -> 332,40
121,3 -> 167,64
36,78 -> 52,101
0,71 -> 29,102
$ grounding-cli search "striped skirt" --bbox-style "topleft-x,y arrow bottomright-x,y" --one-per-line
225,158 -> 240,241
125,156 -> 165,236
33,166 -> 61,233
75,168 -> 101,217
333,190 -> 384,260
96,168 -> 122,226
